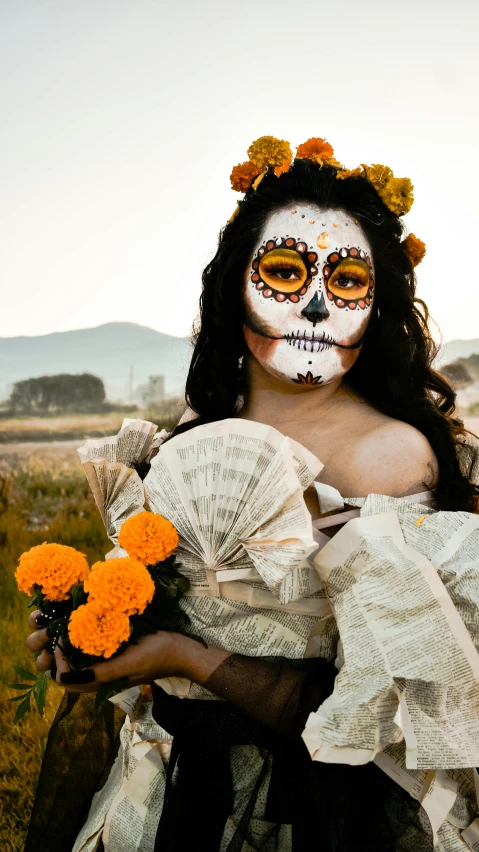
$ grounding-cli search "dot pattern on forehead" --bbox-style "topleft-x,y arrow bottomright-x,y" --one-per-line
252,237 -> 318,303
323,247 -> 374,310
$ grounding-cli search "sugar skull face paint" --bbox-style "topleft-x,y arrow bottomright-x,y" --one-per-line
252,237 -> 318,303
242,205 -> 375,386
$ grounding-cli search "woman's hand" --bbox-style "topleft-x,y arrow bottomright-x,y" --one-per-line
26,610 -> 55,672
53,631 -> 231,693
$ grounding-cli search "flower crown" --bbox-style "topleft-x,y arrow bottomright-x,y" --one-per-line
229,135 -> 426,268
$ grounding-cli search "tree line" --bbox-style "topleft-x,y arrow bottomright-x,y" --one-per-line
9,373 -> 106,414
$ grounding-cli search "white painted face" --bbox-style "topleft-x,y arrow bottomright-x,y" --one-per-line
242,204 -> 375,386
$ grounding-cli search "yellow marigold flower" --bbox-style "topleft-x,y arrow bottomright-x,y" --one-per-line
118,511 -> 179,565
296,138 -> 335,166
230,161 -> 261,192
85,557 -> 155,616
15,542 -> 89,602
69,601 -> 130,659
336,166 -> 364,180
247,136 -> 293,171
378,176 -> 414,216
362,163 -> 394,192
403,233 -> 426,267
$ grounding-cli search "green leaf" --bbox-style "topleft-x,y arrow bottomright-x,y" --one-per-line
8,694 -> 29,702
13,692 -> 31,724
71,583 -> 85,610
12,665 -> 38,682
7,683 -> 34,690
34,673 -> 48,716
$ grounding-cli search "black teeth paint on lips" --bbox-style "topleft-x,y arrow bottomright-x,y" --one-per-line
284,330 -> 335,352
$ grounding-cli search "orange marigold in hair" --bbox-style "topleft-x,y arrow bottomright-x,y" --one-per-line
230,161 -> 261,192
69,601 -> 130,658
15,542 -> 89,602
296,138 -> 335,166
274,157 -> 291,177
403,233 -> 426,267
118,511 -> 179,566
85,557 -> 155,616
247,136 -> 293,171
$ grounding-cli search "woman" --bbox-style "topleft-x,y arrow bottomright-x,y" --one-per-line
25,137 -> 479,851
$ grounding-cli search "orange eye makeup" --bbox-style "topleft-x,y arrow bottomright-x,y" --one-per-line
323,247 -> 374,310
251,237 -> 318,302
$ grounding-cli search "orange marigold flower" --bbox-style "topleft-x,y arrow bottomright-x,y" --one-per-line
336,166 -> 364,180
69,601 -> 130,658
403,233 -> 426,267
15,542 -> 89,602
378,176 -> 414,216
230,161 -> 261,192
273,157 -> 291,177
118,511 -> 179,566
85,557 -> 155,616
247,136 -> 293,171
296,138 -> 335,166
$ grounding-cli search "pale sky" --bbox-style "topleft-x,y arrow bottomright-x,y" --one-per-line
1,0 -> 479,343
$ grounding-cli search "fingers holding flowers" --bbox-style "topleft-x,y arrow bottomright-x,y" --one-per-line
14,512 -> 195,714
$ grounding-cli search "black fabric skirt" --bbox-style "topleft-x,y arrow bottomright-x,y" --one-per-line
24,682 -> 434,852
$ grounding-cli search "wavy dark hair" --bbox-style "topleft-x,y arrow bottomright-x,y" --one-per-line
171,159 -> 478,512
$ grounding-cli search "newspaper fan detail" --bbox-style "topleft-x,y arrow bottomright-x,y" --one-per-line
78,418 -> 324,605
143,419 -> 323,605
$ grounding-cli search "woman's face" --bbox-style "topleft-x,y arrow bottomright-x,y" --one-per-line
242,204 -> 375,387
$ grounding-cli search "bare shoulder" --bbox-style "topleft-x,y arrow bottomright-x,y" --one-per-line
351,419 -> 438,496
324,417 -> 438,498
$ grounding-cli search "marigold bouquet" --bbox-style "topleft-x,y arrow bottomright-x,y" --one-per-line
10,511 -> 193,721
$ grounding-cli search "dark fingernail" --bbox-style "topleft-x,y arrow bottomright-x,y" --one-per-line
60,669 -> 95,685
35,612 -> 51,627
50,660 -> 57,680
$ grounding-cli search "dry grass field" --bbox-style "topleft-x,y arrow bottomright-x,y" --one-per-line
0,442 -> 111,850
0,412 -> 131,443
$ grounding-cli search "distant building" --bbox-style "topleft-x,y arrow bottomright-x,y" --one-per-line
138,375 -> 165,406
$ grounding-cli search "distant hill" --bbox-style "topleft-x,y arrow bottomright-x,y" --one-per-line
438,339 -> 479,366
1,324 -> 478,404
0,323 -> 192,402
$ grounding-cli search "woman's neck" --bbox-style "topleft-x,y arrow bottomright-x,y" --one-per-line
239,354 -> 350,435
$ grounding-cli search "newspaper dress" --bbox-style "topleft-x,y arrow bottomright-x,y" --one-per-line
72,419 -> 479,852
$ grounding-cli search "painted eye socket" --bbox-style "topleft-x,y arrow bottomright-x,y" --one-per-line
327,259 -> 370,300
258,249 -> 307,294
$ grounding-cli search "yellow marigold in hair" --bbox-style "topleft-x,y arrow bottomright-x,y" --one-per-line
118,511 -> 179,566
15,542 -> 89,602
403,233 -> 426,267
85,557 -> 155,616
378,176 -> 414,216
69,601 -> 130,658
296,138 -> 335,166
230,161 -> 261,192
361,163 -> 393,192
336,166 -> 364,180
247,136 -> 293,171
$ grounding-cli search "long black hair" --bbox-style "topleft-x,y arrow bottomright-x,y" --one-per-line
172,159 -> 478,512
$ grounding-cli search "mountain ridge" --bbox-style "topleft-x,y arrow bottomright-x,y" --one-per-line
0,322 -> 192,401
1,323 -> 478,403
